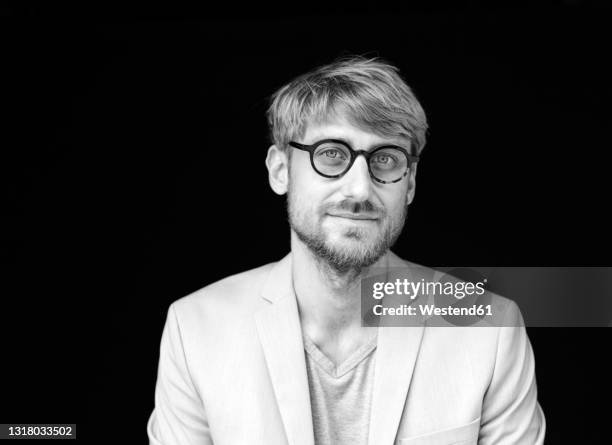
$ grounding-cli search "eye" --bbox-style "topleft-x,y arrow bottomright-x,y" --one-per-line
372,153 -> 397,166
322,149 -> 344,159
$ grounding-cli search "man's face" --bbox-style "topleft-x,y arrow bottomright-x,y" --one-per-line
286,113 -> 416,273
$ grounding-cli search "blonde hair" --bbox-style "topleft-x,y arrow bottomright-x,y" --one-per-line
267,55 -> 428,155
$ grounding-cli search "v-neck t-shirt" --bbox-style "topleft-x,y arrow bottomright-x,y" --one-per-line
302,330 -> 378,445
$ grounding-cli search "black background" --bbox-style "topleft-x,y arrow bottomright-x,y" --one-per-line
3,2 -> 611,444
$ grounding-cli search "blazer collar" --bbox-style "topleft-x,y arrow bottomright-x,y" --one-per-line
255,252 -> 315,445
366,250 -> 427,445
368,312 -> 425,444
255,251 -> 425,445
259,252 -> 294,305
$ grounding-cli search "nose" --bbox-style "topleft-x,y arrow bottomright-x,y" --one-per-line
339,155 -> 372,201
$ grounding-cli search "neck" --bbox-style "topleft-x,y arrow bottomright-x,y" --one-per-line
290,231 -> 388,341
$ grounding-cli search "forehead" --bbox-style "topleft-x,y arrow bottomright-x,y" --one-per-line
301,112 -> 409,149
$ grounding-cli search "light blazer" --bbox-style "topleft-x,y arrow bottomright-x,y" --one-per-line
147,252 -> 545,445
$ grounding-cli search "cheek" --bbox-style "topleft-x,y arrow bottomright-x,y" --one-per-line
380,190 -> 408,219
289,168 -> 328,213
289,179 -> 322,218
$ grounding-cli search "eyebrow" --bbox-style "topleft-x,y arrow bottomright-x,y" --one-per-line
313,137 -> 409,151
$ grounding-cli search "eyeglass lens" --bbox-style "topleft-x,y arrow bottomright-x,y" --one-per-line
313,141 -> 408,182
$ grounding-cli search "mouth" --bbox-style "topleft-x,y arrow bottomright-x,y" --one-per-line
327,212 -> 379,221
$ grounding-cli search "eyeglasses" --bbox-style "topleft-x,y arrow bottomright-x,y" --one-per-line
288,139 -> 419,184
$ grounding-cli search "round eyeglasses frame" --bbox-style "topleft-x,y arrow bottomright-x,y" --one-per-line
288,139 -> 419,184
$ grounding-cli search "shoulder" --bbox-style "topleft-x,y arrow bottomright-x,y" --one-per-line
388,250 -> 520,323
170,259 -> 280,323
387,251 -> 528,363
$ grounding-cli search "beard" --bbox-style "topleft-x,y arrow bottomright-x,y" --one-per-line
287,189 -> 407,275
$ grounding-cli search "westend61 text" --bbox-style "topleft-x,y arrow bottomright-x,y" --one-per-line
372,304 -> 494,317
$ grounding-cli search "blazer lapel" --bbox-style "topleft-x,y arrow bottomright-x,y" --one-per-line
368,251 -> 426,445
368,324 -> 425,445
255,254 -> 315,445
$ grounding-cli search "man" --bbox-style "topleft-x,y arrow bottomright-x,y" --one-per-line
147,56 -> 545,444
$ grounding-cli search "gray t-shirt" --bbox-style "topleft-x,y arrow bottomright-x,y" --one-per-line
303,330 -> 378,445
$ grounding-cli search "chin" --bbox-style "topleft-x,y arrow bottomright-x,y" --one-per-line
330,223 -> 375,238
327,229 -> 365,244
329,232 -> 379,253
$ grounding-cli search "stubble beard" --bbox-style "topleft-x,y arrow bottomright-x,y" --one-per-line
287,191 -> 407,276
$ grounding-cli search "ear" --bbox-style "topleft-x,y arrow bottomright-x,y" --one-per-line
265,144 -> 289,195
405,163 -> 418,206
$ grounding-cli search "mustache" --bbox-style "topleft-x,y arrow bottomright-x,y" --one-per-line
322,199 -> 385,217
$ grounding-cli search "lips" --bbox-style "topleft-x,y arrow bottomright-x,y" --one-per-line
327,212 -> 379,221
